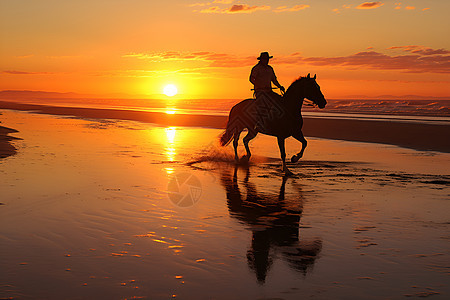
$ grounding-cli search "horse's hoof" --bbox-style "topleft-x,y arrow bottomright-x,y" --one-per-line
240,155 -> 250,163
291,155 -> 300,163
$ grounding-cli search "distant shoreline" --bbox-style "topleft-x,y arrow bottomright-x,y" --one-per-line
1,100 -> 449,153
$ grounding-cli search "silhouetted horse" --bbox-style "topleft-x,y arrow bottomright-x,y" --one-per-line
220,74 -> 326,175
220,165 -> 322,283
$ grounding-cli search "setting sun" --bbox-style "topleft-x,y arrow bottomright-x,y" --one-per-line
163,84 -> 178,97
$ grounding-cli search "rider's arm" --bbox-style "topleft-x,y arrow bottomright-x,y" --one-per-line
272,77 -> 282,89
271,70 -> 285,92
272,74 -> 284,91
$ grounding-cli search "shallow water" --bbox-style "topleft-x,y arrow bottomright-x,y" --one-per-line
2,97 -> 450,119
0,110 -> 449,299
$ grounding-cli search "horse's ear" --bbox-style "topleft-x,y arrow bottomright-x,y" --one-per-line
307,73 -> 310,79
313,74 -> 316,79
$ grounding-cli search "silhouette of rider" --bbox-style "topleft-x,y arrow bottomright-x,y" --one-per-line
250,52 -> 285,98
249,52 -> 285,131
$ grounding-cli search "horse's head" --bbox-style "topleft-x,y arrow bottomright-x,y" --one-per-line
293,74 -> 327,109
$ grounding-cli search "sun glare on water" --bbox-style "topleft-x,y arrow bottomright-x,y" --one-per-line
163,84 -> 178,97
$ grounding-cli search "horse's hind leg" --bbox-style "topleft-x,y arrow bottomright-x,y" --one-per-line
242,129 -> 258,161
291,131 -> 307,163
233,131 -> 241,162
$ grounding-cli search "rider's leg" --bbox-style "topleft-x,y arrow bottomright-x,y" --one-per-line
254,91 -> 269,131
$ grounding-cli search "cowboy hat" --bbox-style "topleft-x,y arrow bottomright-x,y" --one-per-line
257,52 -> 273,60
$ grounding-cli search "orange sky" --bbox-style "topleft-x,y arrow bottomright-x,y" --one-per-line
1,0 -> 449,99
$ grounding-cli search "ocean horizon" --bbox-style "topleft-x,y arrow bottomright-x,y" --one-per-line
1,94 -> 449,119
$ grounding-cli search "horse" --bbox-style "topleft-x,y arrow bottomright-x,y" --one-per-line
219,74 -> 327,176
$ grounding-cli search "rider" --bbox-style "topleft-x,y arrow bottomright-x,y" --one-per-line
249,52 -> 285,130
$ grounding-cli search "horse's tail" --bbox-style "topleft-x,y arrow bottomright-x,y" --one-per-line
219,99 -> 253,147
219,122 -> 235,147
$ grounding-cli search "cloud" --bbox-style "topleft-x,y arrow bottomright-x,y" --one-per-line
332,4 -> 353,13
356,2 -> 384,9
1,70 -> 52,75
195,2 -> 309,14
15,54 -> 34,59
229,4 -> 263,13
189,0 -> 233,7
189,2 -> 211,7
395,3 -> 428,11
200,4 -> 271,14
278,49 -> 450,73
388,46 -> 450,56
122,51 -> 255,67
123,47 -> 450,74
273,5 -> 310,13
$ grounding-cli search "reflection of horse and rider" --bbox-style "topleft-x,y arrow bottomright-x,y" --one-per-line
220,165 -> 322,283
220,51 -> 327,175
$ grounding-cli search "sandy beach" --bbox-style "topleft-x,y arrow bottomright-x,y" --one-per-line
0,109 -> 449,299
3,0 -> 450,297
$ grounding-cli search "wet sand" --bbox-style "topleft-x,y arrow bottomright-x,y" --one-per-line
1,100 -> 449,153
0,110 -> 449,299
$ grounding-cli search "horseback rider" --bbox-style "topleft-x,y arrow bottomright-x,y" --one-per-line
249,52 -> 285,130
250,52 -> 285,97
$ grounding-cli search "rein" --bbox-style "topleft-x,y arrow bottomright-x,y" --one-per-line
251,82 -> 316,107
303,99 -> 315,107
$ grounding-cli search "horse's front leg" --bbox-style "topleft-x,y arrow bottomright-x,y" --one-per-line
277,137 -> 293,176
291,131 -> 307,163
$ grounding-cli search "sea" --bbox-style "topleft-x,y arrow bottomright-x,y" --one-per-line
1,96 -> 450,125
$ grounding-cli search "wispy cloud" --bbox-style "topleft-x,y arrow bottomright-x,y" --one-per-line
335,2 -> 426,13
122,51 -> 255,67
278,48 -> 450,73
123,47 -> 450,73
395,3 -> 429,11
1,70 -> 52,75
387,45 -> 450,56
356,2 -> 384,9
228,4 -> 270,13
190,0 -> 234,7
273,5 -> 310,13
200,4 -> 271,14
331,4 -> 355,13
14,54 -> 35,59
193,2 -> 309,14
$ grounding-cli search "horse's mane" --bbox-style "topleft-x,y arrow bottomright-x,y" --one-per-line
292,76 -> 309,84
285,76 -> 307,96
